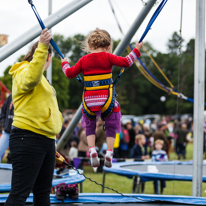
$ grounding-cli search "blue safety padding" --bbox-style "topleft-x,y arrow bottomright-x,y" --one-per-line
103,161 -> 206,182
0,164 -> 12,170
0,173 -> 85,193
1,193 -> 206,205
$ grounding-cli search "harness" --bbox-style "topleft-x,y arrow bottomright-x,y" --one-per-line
82,73 -> 116,120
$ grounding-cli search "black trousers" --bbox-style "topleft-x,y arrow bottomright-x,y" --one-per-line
5,127 -> 55,206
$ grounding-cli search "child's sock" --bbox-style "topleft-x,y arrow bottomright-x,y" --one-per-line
104,149 -> 113,168
89,146 -> 100,167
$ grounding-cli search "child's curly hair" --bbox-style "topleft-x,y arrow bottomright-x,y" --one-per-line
82,28 -> 113,53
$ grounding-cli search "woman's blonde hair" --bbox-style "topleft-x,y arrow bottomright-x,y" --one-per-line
81,28 -> 113,53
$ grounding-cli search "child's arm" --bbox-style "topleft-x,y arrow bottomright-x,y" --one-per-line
61,58 -> 83,79
107,42 -> 143,68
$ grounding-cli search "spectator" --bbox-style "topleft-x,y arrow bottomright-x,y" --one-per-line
95,118 -> 106,152
152,139 -> 168,194
0,93 -> 14,161
126,120 -> 136,158
78,130 -> 88,169
153,125 -> 168,153
131,134 -> 149,160
69,141 -> 78,166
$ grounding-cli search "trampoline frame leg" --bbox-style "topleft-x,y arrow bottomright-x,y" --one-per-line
102,171 -> 106,193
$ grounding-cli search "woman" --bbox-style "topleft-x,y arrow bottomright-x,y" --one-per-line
5,29 -> 63,206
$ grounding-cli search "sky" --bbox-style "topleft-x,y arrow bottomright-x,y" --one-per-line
0,0 -> 198,77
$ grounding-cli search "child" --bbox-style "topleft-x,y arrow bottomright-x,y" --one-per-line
61,28 -> 143,168
131,134 -> 149,160
152,139 -> 168,194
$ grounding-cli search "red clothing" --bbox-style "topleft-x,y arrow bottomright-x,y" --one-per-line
61,48 -> 140,78
61,48 -> 141,112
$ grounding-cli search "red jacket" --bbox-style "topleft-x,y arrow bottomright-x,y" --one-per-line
61,48 -> 141,112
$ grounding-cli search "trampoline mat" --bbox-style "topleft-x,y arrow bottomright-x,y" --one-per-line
0,169 -> 11,184
121,164 -> 206,175
0,204 -> 197,206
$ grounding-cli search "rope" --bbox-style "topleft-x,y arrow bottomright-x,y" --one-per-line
28,0 -> 84,86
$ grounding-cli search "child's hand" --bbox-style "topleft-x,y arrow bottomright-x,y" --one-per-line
61,57 -> 68,63
135,41 -> 143,51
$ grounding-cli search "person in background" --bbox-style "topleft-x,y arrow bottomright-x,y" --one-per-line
0,93 -> 14,161
131,134 -> 149,160
153,124 -> 168,153
152,139 -> 168,194
126,120 -> 136,158
113,133 -> 120,158
5,29 -> 63,206
131,134 -> 149,194
69,141 -> 78,166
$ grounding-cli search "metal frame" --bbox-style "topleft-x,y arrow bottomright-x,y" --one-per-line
192,0 -> 205,197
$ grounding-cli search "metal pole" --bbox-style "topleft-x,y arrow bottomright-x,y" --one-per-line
0,0 -> 92,62
192,0 -> 205,197
57,0 -> 157,151
47,0 -> 52,84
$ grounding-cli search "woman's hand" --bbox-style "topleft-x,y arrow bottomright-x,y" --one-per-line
61,57 -> 68,63
135,41 -> 143,51
39,28 -> 52,45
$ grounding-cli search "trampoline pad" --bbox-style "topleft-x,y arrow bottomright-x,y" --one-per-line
121,164 -> 206,175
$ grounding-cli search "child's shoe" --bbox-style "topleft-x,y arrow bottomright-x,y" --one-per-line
67,183 -> 79,199
104,149 -> 113,168
89,146 -> 100,167
54,183 -> 67,200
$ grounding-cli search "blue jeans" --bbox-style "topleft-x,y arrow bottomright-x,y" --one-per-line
5,127 -> 55,206
0,130 -> 10,160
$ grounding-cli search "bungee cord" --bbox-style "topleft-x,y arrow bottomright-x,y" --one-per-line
28,0 -> 84,86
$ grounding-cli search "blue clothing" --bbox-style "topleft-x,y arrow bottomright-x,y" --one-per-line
131,144 -> 147,159
152,149 -> 168,162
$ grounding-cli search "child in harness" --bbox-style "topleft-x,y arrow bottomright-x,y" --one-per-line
61,28 -> 143,168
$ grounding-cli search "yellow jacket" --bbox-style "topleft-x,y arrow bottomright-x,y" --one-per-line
9,42 -> 63,139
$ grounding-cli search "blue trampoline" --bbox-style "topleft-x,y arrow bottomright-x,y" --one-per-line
102,161 -> 206,193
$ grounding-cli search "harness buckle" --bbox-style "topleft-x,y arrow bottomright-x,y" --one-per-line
93,81 -> 100,87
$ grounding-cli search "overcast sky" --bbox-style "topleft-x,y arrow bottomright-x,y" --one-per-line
0,0 -> 199,77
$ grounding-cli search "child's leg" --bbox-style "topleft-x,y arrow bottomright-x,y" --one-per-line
104,112 -> 120,168
86,124 -> 99,167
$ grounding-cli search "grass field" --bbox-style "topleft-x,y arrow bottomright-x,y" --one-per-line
2,143 -> 206,196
